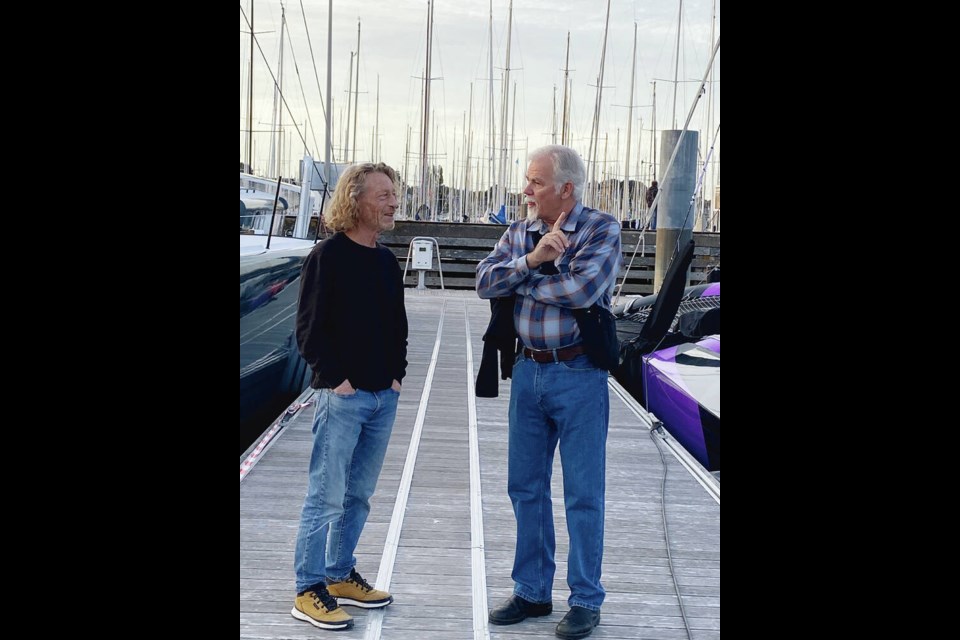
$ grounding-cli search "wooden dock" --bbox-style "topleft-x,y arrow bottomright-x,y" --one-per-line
240,290 -> 720,639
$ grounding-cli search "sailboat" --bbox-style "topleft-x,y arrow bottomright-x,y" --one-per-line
612,240 -> 720,471
611,28 -> 721,473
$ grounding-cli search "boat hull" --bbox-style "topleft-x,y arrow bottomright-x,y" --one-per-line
240,237 -> 314,453
643,336 -> 720,471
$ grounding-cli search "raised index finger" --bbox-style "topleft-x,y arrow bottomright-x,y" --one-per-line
552,210 -> 569,233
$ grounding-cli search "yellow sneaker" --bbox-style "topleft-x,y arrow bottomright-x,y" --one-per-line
291,584 -> 354,630
326,569 -> 393,608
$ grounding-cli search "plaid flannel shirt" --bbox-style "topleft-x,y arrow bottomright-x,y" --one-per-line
476,202 -> 622,350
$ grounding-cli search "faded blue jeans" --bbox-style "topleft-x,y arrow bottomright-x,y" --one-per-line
508,352 -> 609,611
294,387 -> 398,593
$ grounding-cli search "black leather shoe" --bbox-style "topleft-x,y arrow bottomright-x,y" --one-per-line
555,606 -> 600,639
488,594 -> 553,625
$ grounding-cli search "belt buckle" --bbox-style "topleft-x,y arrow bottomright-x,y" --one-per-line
526,346 -> 564,363
526,347 -> 547,363
528,346 -> 561,363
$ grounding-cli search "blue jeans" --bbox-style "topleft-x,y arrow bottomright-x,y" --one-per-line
294,387 -> 399,593
508,353 -> 609,611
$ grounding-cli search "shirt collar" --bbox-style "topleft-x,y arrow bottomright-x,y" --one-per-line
526,201 -> 584,233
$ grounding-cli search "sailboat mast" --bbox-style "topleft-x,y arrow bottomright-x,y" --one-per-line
324,0 -> 332,185
271,5 -> 286,178
352,19 -> 360,163
602,133 -> 608,208
488,0 -> 495,209
621,23 -> 637,222
552,86 -> 557,145
460,112 -> 467,217
452,123 -> 458,216
497,0 -> 514,215
268,33 -> 279,176
432,110 -> 438,212
403,124 -> 411,216
706,0 -> 716,227
672,0 -> 683,128
345,53 -> 354,162
465,83 -> 474,219
420,0 -> 434,210
561,32 -> 571,146
374,74 -> 380,163
636,116 -> 643,200
510,80 -> 517,200
279,10 -> 285,176
588,0 -> 612,205
651,82 -> 657,181
613,129 -> 619,215
247,0 -> 254,173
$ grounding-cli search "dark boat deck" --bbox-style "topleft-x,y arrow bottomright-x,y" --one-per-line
241,290 -> 720,639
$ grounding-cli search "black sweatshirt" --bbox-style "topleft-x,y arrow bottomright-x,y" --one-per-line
295,232 -> 408,391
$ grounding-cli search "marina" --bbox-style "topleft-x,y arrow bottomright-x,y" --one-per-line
240,2 -> 720,635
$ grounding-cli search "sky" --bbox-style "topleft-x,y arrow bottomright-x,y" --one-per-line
239,0 -> 720,193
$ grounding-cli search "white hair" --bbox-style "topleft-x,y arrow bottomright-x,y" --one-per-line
528,144 -> 586,201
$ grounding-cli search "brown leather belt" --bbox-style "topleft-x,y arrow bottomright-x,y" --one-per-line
521,344 -> 586,363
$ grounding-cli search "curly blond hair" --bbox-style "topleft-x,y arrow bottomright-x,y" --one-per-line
323,162 -> 399,232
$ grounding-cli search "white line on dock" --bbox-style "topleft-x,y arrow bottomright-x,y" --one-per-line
464,303 -> 490,640
364,300 -> 446,640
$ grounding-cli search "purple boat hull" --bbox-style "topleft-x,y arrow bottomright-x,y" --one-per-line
643,336 -> 720,471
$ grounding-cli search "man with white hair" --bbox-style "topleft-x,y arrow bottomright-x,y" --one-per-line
477,144 -> 622,639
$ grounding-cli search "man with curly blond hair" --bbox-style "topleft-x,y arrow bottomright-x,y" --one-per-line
292,162 -> 408,631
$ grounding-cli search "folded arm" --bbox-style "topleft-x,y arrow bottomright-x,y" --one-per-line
516,219 -> 621,309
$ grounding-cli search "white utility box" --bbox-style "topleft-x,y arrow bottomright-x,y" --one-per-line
403,236 -> 444,291
412,240 -> 434,269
